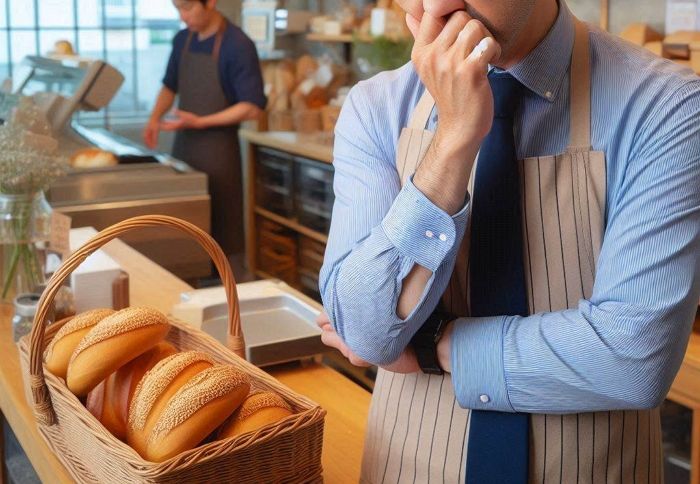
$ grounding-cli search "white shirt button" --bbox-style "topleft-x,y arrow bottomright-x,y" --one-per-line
425,230 -> 434,238
439,233 -> 447,242
479,394 -> 490,403
545,90 -> 553,99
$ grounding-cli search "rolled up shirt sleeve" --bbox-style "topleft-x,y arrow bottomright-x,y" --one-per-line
320,81 -> 469,365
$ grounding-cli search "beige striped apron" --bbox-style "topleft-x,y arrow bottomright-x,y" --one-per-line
361,20 -> 664,484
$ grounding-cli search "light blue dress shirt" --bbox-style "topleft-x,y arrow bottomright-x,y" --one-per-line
319,2 -> 700,414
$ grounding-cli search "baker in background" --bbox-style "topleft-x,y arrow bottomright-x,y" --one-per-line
144,0 -> 266,261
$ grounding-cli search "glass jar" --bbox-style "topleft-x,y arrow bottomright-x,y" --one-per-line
0,191 -> 52,303
12,292 -> 41,342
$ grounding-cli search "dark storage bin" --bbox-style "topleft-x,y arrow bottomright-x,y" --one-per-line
298,236 -> 326,276
256,148 -> 295,216
299,268 -> 321,302
295,157 -> 334,234
257,217 -> 298,285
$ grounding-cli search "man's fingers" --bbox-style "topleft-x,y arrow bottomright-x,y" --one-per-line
315,311 -> 331,327
348,354 -> 371,367
435,11 -> 470,49
405,13 -> 420,39
453,19 -> 489,60
414,13 -> 445,49
468,36 -> 502,68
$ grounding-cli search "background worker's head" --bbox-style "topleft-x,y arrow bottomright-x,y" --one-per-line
172,0 -> 219,32
396,0 -> 542,57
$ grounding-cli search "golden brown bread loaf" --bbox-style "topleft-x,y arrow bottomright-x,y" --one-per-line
85,342 -> 177,440
45,308 -> 116,379
127,351 -> 215,456
218,391 -> 293,439
69,148 -> 118,168
143,365 -> 250,462
66,307 -> 171,396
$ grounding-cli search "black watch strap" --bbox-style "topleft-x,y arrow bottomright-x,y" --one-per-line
410,311 -> 454,375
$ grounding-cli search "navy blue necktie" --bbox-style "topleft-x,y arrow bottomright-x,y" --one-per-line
466,72 -> 529,484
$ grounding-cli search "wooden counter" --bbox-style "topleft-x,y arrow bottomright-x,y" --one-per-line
240,129 -> 333,164
667,312 -> 700,484
0,237 -> 369,483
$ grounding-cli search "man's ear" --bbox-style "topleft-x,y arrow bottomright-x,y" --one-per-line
206,0 -> 217,11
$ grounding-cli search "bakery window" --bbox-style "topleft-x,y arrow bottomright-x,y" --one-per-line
1,0 -> 181,126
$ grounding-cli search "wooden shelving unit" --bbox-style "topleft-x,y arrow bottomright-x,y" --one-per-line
306,33 -> 355,43
254,207 -> 328,244
305,32 -> 373,63
242,130 -> 332,301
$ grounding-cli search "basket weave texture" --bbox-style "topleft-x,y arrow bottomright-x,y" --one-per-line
18,215 -> 325,483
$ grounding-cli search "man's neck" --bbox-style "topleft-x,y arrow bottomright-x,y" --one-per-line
498,0 -> 559,69
197,11 -> 223,41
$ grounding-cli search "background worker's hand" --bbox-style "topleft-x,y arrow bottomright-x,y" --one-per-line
316,311 -> 420,374
411,10 -> 502,153
160,109 -> 204,131
143,118 -> 160,150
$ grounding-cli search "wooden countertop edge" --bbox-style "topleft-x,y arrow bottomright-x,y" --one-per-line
239,129 -> 334,163
0,305 -> 76,483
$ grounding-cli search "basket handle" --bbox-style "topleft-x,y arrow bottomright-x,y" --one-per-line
29,215 -> 244,426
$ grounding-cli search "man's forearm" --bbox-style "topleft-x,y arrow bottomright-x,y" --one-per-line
199,102 -> 262,128
149,87 -> 175,122
396,130 -> 479,319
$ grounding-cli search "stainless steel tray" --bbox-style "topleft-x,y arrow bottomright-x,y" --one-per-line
171,280 -> 326,367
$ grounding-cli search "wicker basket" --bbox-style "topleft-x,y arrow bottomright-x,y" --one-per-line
18,215 -> 326,483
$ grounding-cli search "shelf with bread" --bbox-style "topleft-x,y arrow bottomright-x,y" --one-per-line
306,33 -> 356,43
619,23 -> 700,75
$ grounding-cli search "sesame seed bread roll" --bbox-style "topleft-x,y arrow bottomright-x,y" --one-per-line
45,308 -> 116,379
85,342 -> 177,440
218,391 -> 293,439
127,351 -> 215,456
144,365 -> 250,462
66,307 -> 171,396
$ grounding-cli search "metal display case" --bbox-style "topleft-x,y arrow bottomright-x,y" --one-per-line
8,55 -> 212,280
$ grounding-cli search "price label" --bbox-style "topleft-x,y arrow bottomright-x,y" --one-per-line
50,211 -> 72,256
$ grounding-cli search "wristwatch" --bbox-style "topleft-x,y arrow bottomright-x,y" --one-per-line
410,311 -> 455,375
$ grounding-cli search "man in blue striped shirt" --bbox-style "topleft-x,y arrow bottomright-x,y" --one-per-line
319,0 -> 700,480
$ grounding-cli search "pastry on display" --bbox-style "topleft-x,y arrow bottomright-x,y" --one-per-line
218,391 -> 293,438
69,148 -> 119,169
66,307 -> 171,396
44,308 -> 116,379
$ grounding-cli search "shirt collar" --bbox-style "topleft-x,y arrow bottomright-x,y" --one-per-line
505,1 -> 576,103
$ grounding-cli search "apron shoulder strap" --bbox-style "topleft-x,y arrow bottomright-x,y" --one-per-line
408,87 -> 436,130
568,19 -> 592,151
183,31 -> 194,58
212,20 -> 227,62
181,20 -> 227,62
